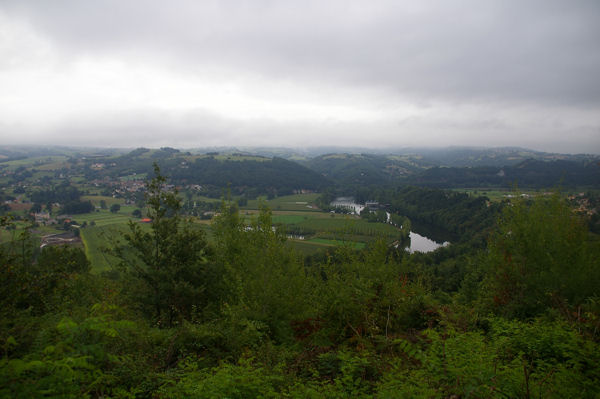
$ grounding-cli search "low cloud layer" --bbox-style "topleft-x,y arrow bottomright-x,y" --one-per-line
1,0 -> 599,153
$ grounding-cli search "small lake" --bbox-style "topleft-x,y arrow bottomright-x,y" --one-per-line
331,197 -> 450,254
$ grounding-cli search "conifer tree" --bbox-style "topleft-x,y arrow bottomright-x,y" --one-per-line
117,164 -> 210,326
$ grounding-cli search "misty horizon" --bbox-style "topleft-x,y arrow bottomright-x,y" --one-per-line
3,144 -> 600,159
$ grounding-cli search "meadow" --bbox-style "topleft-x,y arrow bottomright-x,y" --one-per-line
80,220 -> 212,273
291,217 -> 400,239
76,191 -> 393,272
1,155 -> 68,170
285,239 -> 334,255
80,224 -> 129,273
1,191 -> 397,273
243,193 -> 320,212
69,207 -> 138,227
81,195 -> 126,207
305,237 -> 366,249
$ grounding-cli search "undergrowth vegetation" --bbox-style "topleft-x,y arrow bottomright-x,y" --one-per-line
1,170 -> 598,398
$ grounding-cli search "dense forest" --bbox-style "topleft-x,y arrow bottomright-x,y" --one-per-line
368,186 -> 500,242
303,153 -> 600,191
409,159 -> 600,188
1,166 -> 599,398
159,156 -> 331,197
302,154 -> 418,187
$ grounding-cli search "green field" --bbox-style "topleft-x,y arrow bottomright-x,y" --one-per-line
74,208 -> 375,273
80,220 -> 212,273
1,203 -> 387,272
81,195 -> 125,207
241,211 -> 322,225
0,227 -> 24,243
286,239 -> 333,255
1,190 -> 395,273
245,209 -> 339,218
65,207 -> 143,273
80,224 -> 142,273
287,237 -> 367,256
244,205 -> 396,251
68,209 -> 136,227
243,193 -> 320,212
35,161 -> 70,171
1,221 -> 63,243
272,214 -> 310,224
32,225 -> 64,236
292,217 -> 399,237
194,195 -> 222,202
1,155 -> 68,170
306,238 -> 366,249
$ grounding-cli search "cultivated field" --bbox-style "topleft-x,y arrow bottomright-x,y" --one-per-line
69,207 -> 137,227
2,190 -> 399,273
243,193 -> 320,212
1,156 -> 69,170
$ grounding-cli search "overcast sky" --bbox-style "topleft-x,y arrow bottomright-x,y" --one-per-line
1,0 -> 599,153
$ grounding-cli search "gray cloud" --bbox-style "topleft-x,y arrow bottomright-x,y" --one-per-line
1,0 -> 599,153
4,0 -> 599,105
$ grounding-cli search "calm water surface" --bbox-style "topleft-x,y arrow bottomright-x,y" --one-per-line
408,232 -> 449,253
331,197 -> 450,253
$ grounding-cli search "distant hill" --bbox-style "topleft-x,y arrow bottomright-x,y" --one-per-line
298,147 -> 599,189
0,145 -> 121,162
108,147 -> 599,190
243,146 -> 599,168
83,148 -> 332,196
2,145 -> 598,192
302,153 -> 422,186
409,159 -> 600,188
393,146 -> 598,168
160,156 -> 331,195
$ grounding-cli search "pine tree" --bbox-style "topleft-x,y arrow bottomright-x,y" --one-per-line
117,164 -> 210,326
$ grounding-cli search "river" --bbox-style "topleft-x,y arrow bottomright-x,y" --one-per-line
330,197 -> 449,253
407,231 -> 449,254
